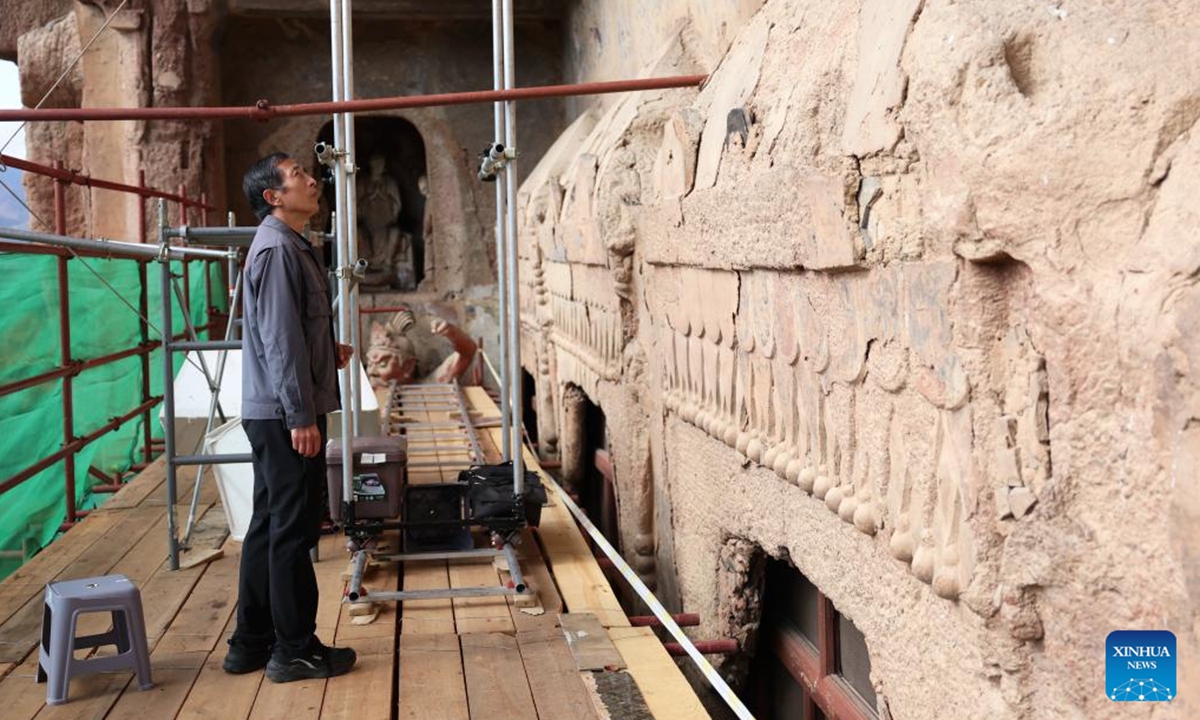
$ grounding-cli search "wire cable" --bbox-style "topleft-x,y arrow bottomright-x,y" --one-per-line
0,0 -> 130,162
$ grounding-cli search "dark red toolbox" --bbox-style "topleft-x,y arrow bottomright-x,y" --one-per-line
326,436 -> 407,520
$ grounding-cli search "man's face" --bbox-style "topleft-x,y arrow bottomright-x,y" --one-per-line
265,158 -> 320,219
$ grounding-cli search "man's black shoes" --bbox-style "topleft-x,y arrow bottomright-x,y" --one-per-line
222,640 -> 273,674
265,638 -> 357,683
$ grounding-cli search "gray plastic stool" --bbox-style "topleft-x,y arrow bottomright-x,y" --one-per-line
36,574 -> 153,705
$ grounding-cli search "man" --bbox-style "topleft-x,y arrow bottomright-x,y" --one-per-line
223,152 -> 357,682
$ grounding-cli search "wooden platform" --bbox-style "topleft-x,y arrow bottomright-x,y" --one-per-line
0,387 -> 709,720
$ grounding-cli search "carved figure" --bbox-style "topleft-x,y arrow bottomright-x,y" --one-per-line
357,154 -> 416,289
365,307 -> 476,388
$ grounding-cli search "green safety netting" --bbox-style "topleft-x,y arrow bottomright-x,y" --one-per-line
0,250 -> 226,581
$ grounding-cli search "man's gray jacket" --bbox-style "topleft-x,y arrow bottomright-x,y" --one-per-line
241,215 -> 340,428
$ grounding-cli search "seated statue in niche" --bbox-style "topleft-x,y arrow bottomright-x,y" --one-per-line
365,307 -> 477,390
357,154 -> 416,290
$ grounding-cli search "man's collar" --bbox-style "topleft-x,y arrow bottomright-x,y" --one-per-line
262,215 -> 313,249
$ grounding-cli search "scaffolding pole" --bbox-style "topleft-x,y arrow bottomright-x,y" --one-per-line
330,0 -> 356,518
501,0 -> 524,495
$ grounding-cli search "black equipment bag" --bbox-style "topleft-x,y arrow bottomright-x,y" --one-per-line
403,483 -> 470,552
458,462 -> 548,532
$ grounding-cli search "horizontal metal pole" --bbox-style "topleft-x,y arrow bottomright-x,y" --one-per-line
166,226 -> 257,245
0,75 -> 708,123
0,153 -> 217,211
375,548 -> 503,562
355,586 -> 528,603
0,227 -> 233,260
169,340 -> 242,351
172,453 -> 253,465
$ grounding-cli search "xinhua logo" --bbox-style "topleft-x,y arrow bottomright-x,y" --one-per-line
1106,630 -> 1175,702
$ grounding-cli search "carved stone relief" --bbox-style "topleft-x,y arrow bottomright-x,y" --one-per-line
650,263 -> 988,600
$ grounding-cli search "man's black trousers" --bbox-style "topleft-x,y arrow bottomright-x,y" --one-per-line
232,415 -> 326,656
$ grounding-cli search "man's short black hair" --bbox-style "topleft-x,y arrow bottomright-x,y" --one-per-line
243,152 -> 290,222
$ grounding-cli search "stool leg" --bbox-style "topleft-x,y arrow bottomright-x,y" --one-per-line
36,602 -> 50,684
123,597 -> 153,691
112,611 -> 131,654
44,608 -> 77,705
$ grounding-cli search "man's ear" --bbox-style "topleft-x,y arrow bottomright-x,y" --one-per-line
262,187 -> 277,209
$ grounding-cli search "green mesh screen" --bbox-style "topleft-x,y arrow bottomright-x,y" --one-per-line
0,251 -> 226,580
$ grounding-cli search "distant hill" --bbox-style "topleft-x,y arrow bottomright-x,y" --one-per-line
0,167 -> 30,228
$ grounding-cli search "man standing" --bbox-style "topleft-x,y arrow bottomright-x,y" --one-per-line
224,152 -> 357,682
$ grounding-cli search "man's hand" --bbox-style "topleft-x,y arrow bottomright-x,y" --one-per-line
430,319 -> 450,337
336,342 -> 354,369
291,424 -> 321,457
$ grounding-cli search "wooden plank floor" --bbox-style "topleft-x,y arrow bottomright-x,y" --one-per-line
0,388 -> 710,719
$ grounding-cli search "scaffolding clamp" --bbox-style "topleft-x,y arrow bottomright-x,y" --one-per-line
478,142 -> 517,182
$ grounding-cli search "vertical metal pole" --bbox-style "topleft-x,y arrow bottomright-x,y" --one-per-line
341,0 -> 362,438
53,161 -> 77,526
160,199 -> 180,570
227,211 -> 238,341
492,0 -> 511,462
139,171 -> 152,465
179,184 -> 191,329
200,192 -> 213,337
502,0 -> 524,494
330,0 -> 354,507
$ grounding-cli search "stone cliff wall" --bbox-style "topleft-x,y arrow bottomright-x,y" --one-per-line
518,1 -> 1200,718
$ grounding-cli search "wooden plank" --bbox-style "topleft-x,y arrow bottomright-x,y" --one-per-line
469,404 -> 628,629
247,673 -> 326,720
0,504 -> 164,663
399,561 -> 454,635
397,634 -> 467,720
0,511 -> 122,628
175,651 -> 264,720
152,539 -> 240,656
98,456 -> 168,510
319,635 -> 395,720
448,559 -> 514,635
460,632 -> 538,720
333,536 -> 400,645
0,655 -> 55,720
101,651 -> 207,720
0,662 -> 13,681
314,533 -> 349,639
534,497 -> 628,628
506,530 -> 563,634
516,628 -> 602,720
560,613 -> 626,671
608,626 -> 710,720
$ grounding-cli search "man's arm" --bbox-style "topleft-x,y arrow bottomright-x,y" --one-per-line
254,247 -> 317,430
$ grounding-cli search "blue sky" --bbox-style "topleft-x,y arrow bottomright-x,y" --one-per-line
0,60 -> 26,159
0,59 -> 29,228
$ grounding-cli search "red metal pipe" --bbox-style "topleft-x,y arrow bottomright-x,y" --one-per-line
663,640 -> 739,657
0,76 -> 707,124
628,613 -> 701,628
0,342 -> 158,399
0,396 -> 162,495
54,161 -> 78,525
0,154 -> 216,211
